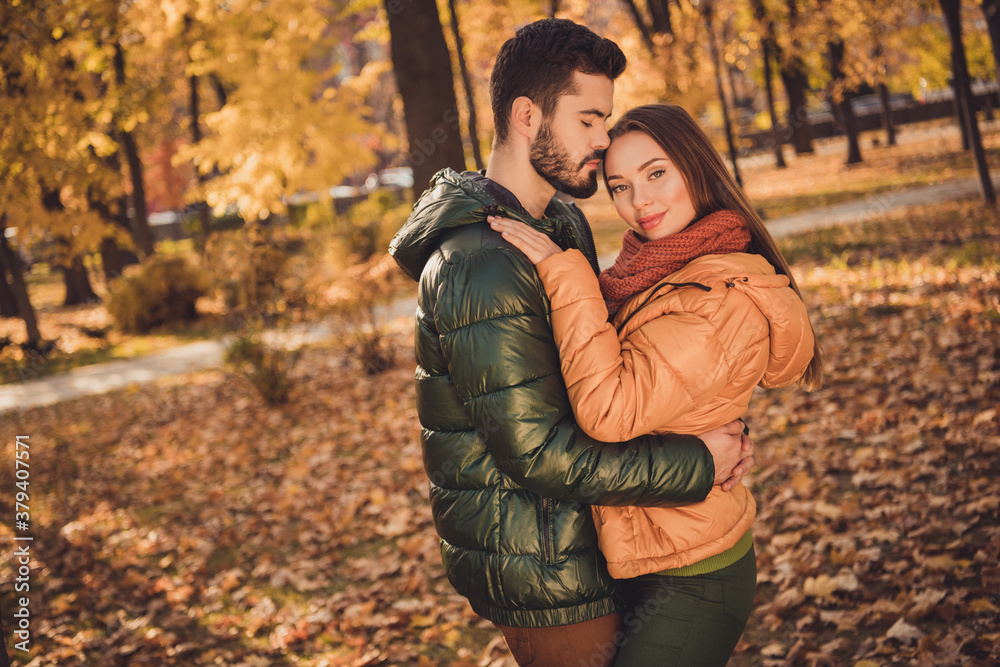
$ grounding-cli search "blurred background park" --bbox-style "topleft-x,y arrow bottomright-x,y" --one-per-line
1,0 -> 999,665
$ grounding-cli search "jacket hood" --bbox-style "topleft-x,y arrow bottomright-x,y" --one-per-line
389,168 -> 577,281
389,169 -> 495,280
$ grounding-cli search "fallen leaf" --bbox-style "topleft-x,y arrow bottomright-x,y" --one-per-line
803,575 -> 837,597
886,618 -> 925,644
972,408 -> 996,426
908,589 -> 947,619
761,642 -> 787,657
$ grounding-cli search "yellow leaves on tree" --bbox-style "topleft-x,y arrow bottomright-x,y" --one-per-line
170,0 -> 381,222
0,0 -> 175,272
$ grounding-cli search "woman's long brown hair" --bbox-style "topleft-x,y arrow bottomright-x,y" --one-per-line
603,103 -> 823,389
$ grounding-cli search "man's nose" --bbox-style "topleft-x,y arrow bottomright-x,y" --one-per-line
593,125 -> 610,151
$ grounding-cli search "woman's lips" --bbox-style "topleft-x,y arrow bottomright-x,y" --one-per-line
637,212 -> 664,231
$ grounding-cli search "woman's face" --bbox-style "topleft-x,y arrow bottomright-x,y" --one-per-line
604,131 -> 697,241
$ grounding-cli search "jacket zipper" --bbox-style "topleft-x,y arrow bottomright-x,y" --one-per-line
616,281 -> 713,331
541,496 -> 553,564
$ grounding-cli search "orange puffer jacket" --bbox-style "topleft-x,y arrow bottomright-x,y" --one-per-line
535,249 -> 815,578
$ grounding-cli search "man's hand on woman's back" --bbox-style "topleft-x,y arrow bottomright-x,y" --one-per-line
698,420 -> 756,491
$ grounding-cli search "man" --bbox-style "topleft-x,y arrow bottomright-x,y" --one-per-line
389,18 -> 754,667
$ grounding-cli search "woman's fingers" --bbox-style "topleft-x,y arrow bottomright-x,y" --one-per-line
488,216 -> 532,249
487,215 -> 562,264
488,215 -> 541,240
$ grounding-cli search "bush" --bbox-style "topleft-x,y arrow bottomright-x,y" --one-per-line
107,256 -> 208,333
322,253 -> 407,375
319,189 -> 411,265
203,225 -> 310,327
353,328 -> 394,376
345,190 -> 409,260
224,333 -> 300,405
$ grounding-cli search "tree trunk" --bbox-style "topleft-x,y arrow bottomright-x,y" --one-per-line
780,65 -> 813,154
38,188 -> 102,307
99,204 -> 139,280
779,0 -> 813,154
210,73 -> 229,106
839,96 -> 863,164
953,77 -> 972,150
827,40 -> 863,165
0,217 -> 41,345
447,0 -> 484,171
827,89 -> 845,135
622,0 -> 656,54
648,0 -> 674,36
384,0 -> 466,194
119,130 -> 154,256
981,0 -> 1000,85
0,245 -> 19,317
702,7 -> 742,185
190,71 -> 213,248
761,40 -> 787,167
0,271 -> 18,318
0,242 -> 20,319
114,42 -> 154,258
62,255 -> 100,306
100,237 -> 126,281
942,0 -> 996,204
750,0 -> 786,167
0,590 -> 10,666
186,14 -> 212,250
88,152 -> 139,281
877,82 -> 898,146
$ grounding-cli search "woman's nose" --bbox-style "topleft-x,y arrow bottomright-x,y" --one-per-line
632,184 -> 652,210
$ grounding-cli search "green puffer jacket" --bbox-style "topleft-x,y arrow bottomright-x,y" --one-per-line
389,168 -> 715,628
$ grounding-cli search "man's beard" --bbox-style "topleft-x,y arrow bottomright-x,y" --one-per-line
529,120 -> 602,199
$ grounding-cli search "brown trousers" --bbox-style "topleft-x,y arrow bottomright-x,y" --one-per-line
493,613 -> 624,667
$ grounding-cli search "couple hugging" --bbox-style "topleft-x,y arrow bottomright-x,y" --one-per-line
389,17 -> 822,667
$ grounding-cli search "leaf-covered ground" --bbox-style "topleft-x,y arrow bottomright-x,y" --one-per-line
734,200 -> 1000,666
1,199 -> 999,666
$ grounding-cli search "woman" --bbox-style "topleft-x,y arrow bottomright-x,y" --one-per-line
488,104 -> 823,666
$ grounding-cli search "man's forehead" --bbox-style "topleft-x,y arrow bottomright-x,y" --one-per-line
559,72 -> 614,116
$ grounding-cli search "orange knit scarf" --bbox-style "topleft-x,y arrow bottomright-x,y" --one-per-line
599,209 -> 752,317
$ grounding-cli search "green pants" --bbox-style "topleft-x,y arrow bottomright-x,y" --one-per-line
613,547 -> 757,667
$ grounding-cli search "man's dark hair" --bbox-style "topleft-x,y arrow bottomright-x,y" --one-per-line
489,19 -> 626,144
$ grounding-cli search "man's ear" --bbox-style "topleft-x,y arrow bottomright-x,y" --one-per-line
510,96 -> 542,140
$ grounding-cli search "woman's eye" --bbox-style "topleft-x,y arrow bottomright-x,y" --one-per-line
649,169 -> 665,180
582,121 -> 592,128
611,184 -> 627,195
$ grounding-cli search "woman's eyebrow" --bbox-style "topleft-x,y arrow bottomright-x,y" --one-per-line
606,157 -> 668,181
636,157 -> 667,171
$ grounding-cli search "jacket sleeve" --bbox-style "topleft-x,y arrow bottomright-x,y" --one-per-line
435,242 -> 714,507
536,249 -> 731,442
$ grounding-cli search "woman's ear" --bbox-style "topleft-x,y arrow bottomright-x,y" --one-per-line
510,96 -> 541,140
